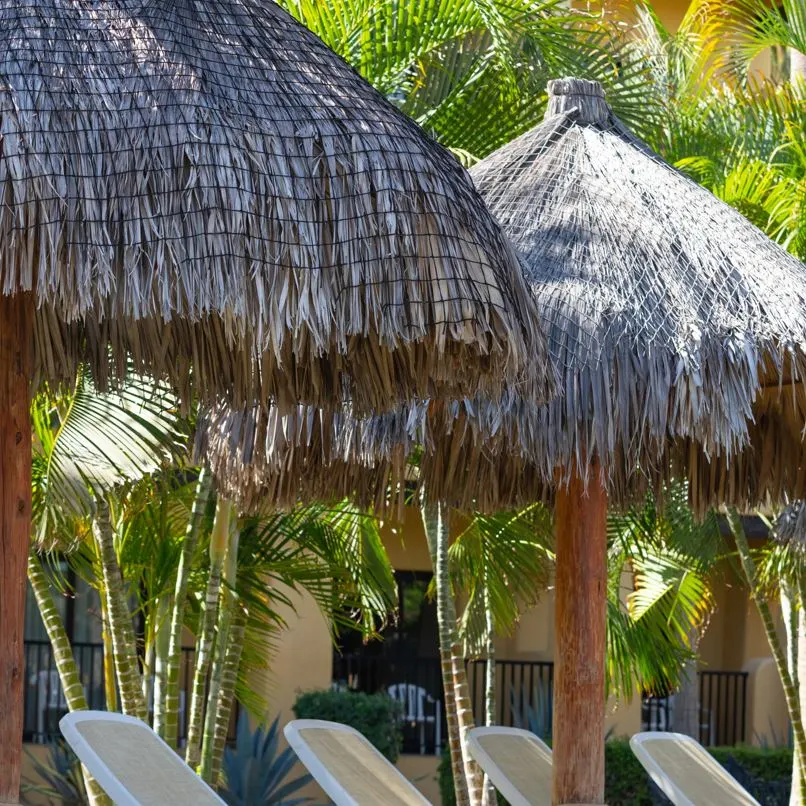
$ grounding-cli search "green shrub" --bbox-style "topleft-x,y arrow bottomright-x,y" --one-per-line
292,689 -> 403,763
710,745 -> 793,783
438,747 -> 456,806
438,738 -> 793,806
604,740 -> 655,806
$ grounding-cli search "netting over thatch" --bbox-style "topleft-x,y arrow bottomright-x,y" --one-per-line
1,0 -> 551,410
434,76 -> 806,512
199,78 -> 806,517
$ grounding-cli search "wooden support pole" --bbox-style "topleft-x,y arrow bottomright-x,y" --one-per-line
552,463 -> 608,806
0,292 -> 33,805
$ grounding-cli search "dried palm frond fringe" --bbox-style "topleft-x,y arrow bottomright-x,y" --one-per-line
2,0 -> 553,411
194,403 -> 424,519
776,500 -> 806,551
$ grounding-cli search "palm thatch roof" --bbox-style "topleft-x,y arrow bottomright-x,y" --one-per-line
439,76 -> 806,514
200,77 -> 806,517
1,0 -> 551,410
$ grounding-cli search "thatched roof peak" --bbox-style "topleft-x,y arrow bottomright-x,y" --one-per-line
546,78 -> 608,126
0,0 -> 552,411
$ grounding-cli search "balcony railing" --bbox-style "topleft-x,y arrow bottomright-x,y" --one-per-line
641,670 -> 749,746
23,639 -> 206,745
332,653 -> 554,754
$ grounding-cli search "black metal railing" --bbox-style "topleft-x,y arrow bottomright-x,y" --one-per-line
641,670 -> 748,746
23,639 -> 221,745
332,653 -> 555,754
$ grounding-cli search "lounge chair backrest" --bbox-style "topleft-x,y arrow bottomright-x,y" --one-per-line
467,726 -> 552,806
60,711 -> 226,806
284,719 -> 430,806
630,732 -> 761,806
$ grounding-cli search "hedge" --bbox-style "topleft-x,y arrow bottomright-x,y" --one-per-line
291,689 -> 403,763
439,740 -> 793,806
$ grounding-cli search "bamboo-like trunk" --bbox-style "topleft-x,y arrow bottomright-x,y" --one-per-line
423,502 -> 483,806
783,585 -> 802,806
0,291 -> 33,805
93,497 -> 147,722
200,521 -> 240,785
729,510 -> 806,789
164,468 -> 211,750
208,607 -> 246,786
673,629 -> 701,740
799,587 -> 806,806
482,583 -> 498,806
141,620 -> 155,715
99,594 -> 118,714
28,549 -> 112,806
151,596 -> 171,738
185,497 -> 231,770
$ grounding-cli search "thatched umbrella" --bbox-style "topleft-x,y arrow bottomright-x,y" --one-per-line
456,77 -> 806,805
0,2 -> 553,798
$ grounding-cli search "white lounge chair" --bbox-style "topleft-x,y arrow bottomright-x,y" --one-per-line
630,731 -> 761,806
284,718 -> 430,805
60,711 -> 226,806
466,726 -> 552,806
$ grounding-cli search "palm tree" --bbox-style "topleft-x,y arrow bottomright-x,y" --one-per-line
699,0 -> 806,82
607,484 -> 726,732
278,0 -> 654,159
422,501 -> 481,806
448,506 -> 553,806
28,371 -> 183,803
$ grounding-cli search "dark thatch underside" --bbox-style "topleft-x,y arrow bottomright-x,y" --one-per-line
202,78 -> 806,518
775,501 -> 806,550
1,0 -> 551,411
195,403 -> 421,517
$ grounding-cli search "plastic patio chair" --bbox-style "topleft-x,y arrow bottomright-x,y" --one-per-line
630,731 -> 761,806
284,719 -> 430,805
60,711 -> 226,806
466,726 -> 552,806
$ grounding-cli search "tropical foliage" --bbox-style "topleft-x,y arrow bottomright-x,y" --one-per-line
23,1 -> 806,803
219,714 -> 315,806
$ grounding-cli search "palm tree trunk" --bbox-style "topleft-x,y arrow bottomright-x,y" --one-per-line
673,628 -> 701,740
208,606 -> 246,787
99,593 -> 117,713
185,497 -> 231,770
151,596 -> 171,738
93,497 -> 147,721
27,549 -> 111,806
783,585 -> 802,806
200,522 -> 240,785
482,580 -> 497,806
164,468 -> 211,750
728,510 -> 806,790
422,501 -> 483,806
141,618 -> 155,715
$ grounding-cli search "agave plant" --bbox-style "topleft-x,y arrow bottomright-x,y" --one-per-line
219,713 -> 316,806
510,680 -> 553,743
21,740 -> 86,806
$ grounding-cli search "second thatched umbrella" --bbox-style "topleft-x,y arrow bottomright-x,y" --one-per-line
0,2 -> 555,800
452,77 -> 806,805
